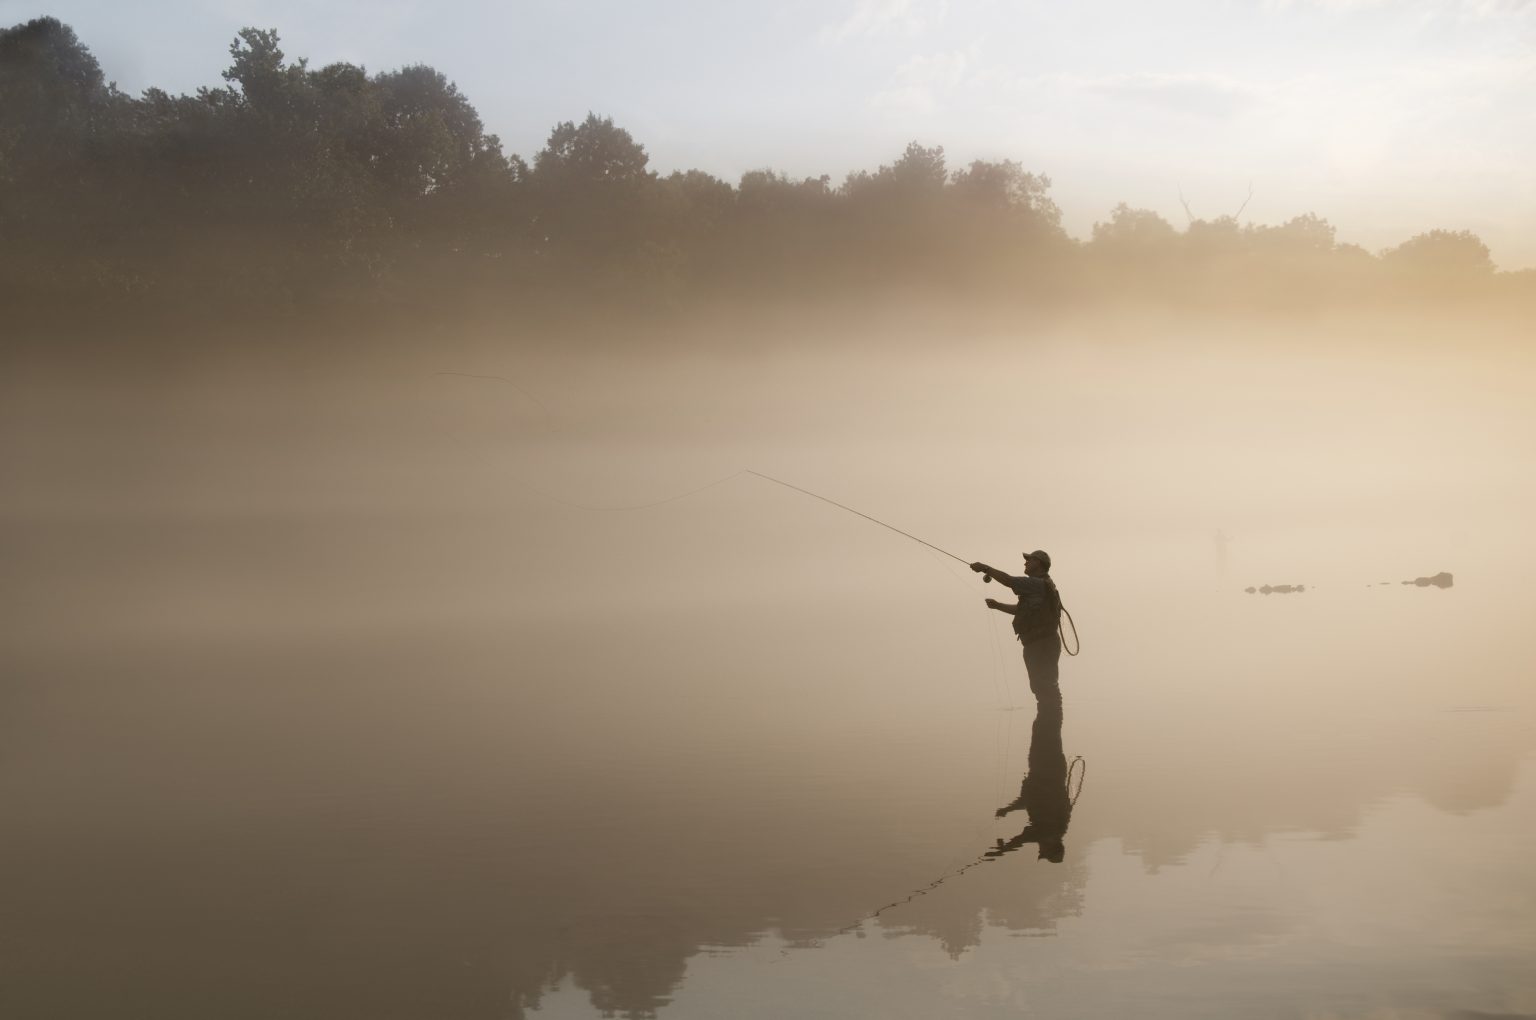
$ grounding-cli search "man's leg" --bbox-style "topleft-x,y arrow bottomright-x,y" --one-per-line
1023,635 -> 1062,710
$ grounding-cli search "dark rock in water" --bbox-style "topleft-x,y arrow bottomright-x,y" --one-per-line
1404,571 -> 1453,589
1244,586 -> 1256,594
1251,583 -> 1305,595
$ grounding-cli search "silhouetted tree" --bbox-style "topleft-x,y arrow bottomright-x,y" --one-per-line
0,16 -> 114,179
1090,204 -> 1178,251
221,28 -> 303,114
1086,204 -> 1180,292
646,169 -> 735,282
736,169 -> 834,216
2,17 -> 1524,315
950,159 -> 1058,224
838,142 -> 955,279
1183,214 -> 1246,263
372,66 -> 489,203
367,63 -> 519,267
724,169 -> 839,289
875,141 -> 948,195
842,141 -> 947,213
530,113 -> 653,268
1382,229 -> 1493,280
0,17 -> 127,292
534,113 -> 649,186
1249,213 -> 1335,255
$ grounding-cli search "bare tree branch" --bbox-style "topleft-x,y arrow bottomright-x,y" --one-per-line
1232,181 -> 1254,221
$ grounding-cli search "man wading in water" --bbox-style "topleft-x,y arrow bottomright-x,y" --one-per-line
971,550 -> 1063,709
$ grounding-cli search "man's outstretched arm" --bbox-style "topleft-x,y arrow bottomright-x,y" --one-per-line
985,827 -> 1040,858
971,561 -> 1021,587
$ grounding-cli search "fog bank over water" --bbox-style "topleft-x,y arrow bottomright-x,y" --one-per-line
3,304 -> 1534,1017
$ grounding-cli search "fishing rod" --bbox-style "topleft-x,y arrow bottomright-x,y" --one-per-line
746,469 -> 971,567
747,470 -> 1080,655
432,371 -> 1079,647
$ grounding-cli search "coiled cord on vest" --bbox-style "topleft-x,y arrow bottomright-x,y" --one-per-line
1060,606 -> 1081,656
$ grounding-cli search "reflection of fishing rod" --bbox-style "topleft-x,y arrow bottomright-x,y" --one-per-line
837,752 -> 1088,935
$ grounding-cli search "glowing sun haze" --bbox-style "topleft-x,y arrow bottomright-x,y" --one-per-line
16,0 -> 1535,268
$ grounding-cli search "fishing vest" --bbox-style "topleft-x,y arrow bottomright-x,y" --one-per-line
1013,577 -> 1063,645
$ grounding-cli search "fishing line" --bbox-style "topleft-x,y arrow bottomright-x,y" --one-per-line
1061,607 -> 1080,657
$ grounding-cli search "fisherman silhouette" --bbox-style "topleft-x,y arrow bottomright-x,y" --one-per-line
988,703 -> 1071,863
971,550 -> 1063,709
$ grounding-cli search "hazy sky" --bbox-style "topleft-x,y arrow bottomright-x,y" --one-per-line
11,0 -> 1535,268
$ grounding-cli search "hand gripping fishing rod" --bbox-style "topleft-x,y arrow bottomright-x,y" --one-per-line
746,470 -> 1080,655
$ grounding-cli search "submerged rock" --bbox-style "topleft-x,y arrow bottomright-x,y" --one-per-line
1251,573 -> 1451,593
1403,571 -> 1453,589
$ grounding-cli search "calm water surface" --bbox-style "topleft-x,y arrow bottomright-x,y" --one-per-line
3,315 -> 1534,1018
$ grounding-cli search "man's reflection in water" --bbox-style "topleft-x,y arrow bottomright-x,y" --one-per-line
988,704 -> 1072,863
847,701 -> 1082,934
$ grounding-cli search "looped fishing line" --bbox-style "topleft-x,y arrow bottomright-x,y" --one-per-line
1060,607 -> 1081,656
1067,755 -> 1087,807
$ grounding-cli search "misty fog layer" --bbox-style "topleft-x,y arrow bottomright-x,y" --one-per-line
3,308 -> 1534,1019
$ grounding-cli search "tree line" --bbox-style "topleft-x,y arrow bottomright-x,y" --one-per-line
2,17 -> 1526,317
